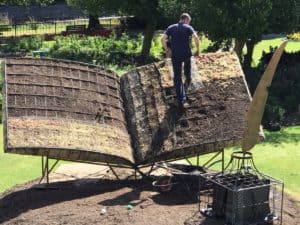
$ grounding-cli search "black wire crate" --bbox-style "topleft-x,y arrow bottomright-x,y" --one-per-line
199,152 -> 284,225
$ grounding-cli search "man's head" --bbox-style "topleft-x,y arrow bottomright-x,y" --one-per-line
180,13 -> 191,24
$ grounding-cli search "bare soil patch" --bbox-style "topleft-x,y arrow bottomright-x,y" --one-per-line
0,177 -> 299,225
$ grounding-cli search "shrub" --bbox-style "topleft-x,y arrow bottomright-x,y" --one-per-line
245,49 -> 300,125
0,36 -> 43,54
287,32 -> 300,41
49,33 -> 143,67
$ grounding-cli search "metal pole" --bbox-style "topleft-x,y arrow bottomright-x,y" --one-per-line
41,156 -> 44,177
280,183 -> 284,225
46,156 -> 49,184
55,22 -> 56,34
107,163 -> 120,180
222,149 -> 225,173
14,24 -> 16,37
196,154 -> 200,167
186,158 -> 193,165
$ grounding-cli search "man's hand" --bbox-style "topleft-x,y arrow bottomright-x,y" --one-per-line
192,33 -> 200,58
165,48 -> 172,58
161,34 -> 172,58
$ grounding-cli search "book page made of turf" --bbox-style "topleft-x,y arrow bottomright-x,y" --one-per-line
4,58 -> 134,166
121,52 -> 252,165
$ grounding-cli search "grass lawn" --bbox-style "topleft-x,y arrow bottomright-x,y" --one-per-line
0,18 -> 120,37
0,125 -> 62,193
190,126 -> 300,199
251,37 -> 300,66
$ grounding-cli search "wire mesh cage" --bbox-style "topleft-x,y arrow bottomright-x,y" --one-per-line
199,151 -> 284,225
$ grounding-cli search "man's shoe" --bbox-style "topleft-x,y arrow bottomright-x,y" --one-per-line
184,78 -> 191,91
174,100 -> 189,108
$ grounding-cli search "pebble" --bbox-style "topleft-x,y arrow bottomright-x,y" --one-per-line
126,204 -> 133,210
100,208 -> 107,215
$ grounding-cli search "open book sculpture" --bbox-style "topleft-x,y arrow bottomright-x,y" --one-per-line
3,52 -> 252,167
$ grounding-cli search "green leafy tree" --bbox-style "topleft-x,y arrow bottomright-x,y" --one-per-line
191,0 -> 273,59
190,0 -> 298,69
66,0 -> 109,31
105,0 -> 162,61
65,0 -> 201,61
106,0 -> 196,60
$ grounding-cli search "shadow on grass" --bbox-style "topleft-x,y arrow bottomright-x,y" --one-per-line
261,129 -> 300,146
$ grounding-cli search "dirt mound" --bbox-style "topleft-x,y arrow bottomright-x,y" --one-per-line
0,178 -> 299,225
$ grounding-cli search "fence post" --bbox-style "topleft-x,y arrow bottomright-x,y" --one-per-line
14,24 -> 17,37
55,22 -> 57,34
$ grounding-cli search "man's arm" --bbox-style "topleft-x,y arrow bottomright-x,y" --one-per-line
192,32 -> 200,57
161,34 -> 171,58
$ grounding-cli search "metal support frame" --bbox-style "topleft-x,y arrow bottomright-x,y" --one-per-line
36,148 -> 226,185
38,156 -> 133,184
202,148 -> 225,172
107,163 -> 120,181
39,156 -> 59,184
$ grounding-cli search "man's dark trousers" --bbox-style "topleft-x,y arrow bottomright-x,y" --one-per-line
171,57 -> 191,103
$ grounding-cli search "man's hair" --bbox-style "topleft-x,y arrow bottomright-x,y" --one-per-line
180,13 -> 191,21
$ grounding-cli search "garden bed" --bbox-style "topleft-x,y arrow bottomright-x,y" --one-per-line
0,177 -> 299,225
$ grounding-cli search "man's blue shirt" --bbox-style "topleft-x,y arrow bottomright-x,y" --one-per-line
165,22 -> 195,60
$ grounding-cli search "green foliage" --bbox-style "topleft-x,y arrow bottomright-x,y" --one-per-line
192,0 -> 272,41
191,0 -> 298,41
150,34 -> 164,59
0,64 -> 2,123
0,36 -> 43,53
49,34 -> 143,66
264,96 -> 286,122
287,32 -> 300,41
267,0 -> 299,34
66,0 -> 109,17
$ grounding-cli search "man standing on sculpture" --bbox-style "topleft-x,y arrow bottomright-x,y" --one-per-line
161,13 -> 200,106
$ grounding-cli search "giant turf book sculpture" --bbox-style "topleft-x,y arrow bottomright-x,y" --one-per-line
3,46 -> 285,169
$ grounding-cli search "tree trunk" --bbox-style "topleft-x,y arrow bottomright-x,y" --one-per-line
140,20 -> 157,62
87,15 -> 101,31
244,39 -> 256,70
234,39 -> 246,60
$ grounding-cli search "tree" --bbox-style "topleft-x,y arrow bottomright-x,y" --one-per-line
190,0 -> 298,69
65,0 -> 198,61
108,0 -> 162,61
244,0 -> 298,70
191,0 -> 272,58
66,0 -> 109,31
114,0 -> 194,60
